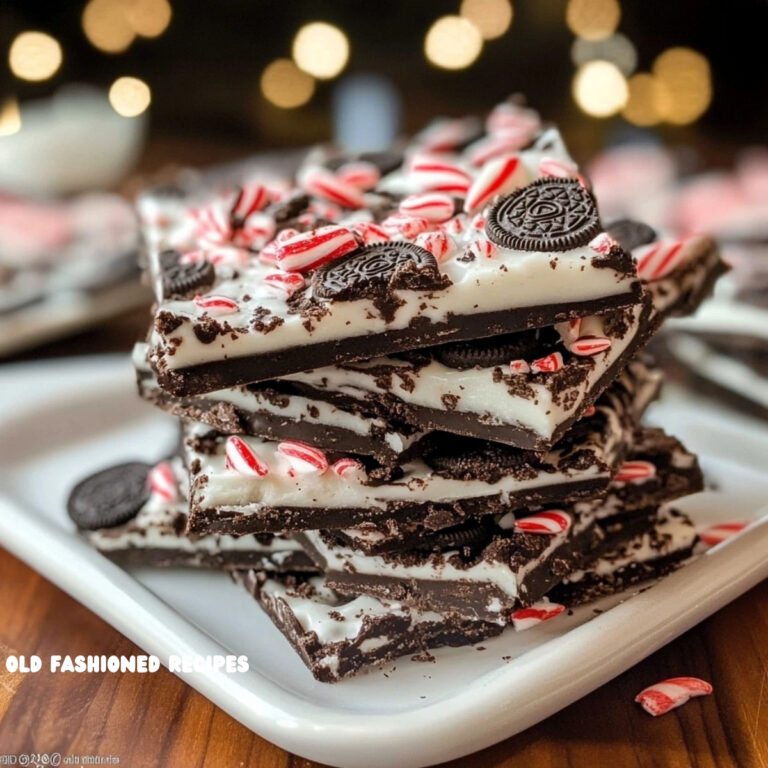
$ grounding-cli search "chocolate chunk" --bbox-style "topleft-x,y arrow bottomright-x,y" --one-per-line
311,242 -> 449,302
433,327 -> 560,369
486,179 -> 601,252
68,462 -> 151,530
160,249 -> 215,299
268,192 -> 311,224
605,219 -> 657,252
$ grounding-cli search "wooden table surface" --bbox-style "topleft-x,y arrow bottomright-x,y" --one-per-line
2,297 -> 768,766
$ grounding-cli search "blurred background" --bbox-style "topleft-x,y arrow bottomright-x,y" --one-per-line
1,0 -> 767,393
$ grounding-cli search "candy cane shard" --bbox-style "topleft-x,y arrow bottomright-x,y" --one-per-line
148,461 -> 178,502
415,230 -> 453,262
514,510 -> 571,534
464,154 -> 526,213
331,457 -> 365,478
571,335 -> 612,356
698,521 -> 749,546
615,460 -> 656,483
263,272 -> 305,297
589,232 -> 619,254
193,295 -> 239,315
298,167 -> 365,209
467,239 -> 497,260
381,214 -> 430,239
191,203 -> 232,246
485,102 -> 541,137
335,161 -> 380,190
530,352 -> 564,374
635,239 -> 692,280
231,183 -> 270,223
276,440 -> 329,474
635,677 -> 713,716
225,436 -> 270,477
508,359 -> 531,374
539,156 -> 578,179
510,601 -> 566,631
409,159 -> 471,195
352,221 -> 390,246
275,225 -> 358,272
399,193 -> 455,222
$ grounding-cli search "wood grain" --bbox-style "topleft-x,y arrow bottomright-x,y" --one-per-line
0,549 -> 764,768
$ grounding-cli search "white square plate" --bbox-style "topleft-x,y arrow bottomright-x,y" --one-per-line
1,355 -> 766,768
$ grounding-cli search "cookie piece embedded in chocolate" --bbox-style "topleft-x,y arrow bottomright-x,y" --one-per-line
605,219 -> 657,252
311,242 -> 449,302
159,249 -> 215,299
68,462 -> 152,530
486,178 -> 601,252
433,327 -> 560,369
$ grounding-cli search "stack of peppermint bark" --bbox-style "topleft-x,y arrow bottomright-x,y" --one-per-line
69,100 -> 725,683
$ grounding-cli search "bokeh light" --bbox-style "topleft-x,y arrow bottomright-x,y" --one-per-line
622,73 -> 664,126
0,98 -> 22,137
566,0 -> 621,41
572,60 -> 628,117
424,15 -> 484,70
82,0 -> 136,53
292,22 -> 349,80
459,0 -> 513,40
126,0 -> 173,38
8,31 -> 63,82
261,58 -> 315,109
652,47 -> 712,125
571,33 -> 636,76
109,76 -> 152,117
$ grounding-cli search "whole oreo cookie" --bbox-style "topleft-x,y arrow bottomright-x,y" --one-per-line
420,433 -> 537,484
605,219 -> 657,252
433,327 -> 560,369
311,242 -> 448,301
486,178 -> 601,252
160,249 -> 215,299
67,462 -> 152,530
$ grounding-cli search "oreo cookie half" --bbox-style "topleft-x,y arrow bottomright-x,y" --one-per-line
486,178 -> 601,252
605,219 -> 657,252
67,462 -> 151,530
160,249 -> 215,299
433,327 -> 560,369
425,521 -> 492,551
311,242 -> 449,302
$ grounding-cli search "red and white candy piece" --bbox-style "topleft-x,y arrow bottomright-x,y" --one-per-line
409,159 -> 471,195
381,214 -> 430,239
571,335 -> 612,356
635,239 -> 690,281
467,239 -> 496,260
415,230 -> 452,262
331,457 -> 365,478
148,461 -> 177,502
191,204 -> 232,246
485,102 -> 540,137
415,116 -> 478,152
353,221 -> 390,246
531,352 -> 564,374
336,161 -> 380,191
299,167 -> 365,209
582,405 -> 597,418
510,601 -> 566,631
555,316 -> 583,345
225,436 -> 270,477
539,156 -> 578,179
635,677 -> 713,717
275,225 -> 358,273
509,359 -> 531,374
440,216 -> 465,236
589,232 -> 619,255
231,214 -> 275,249
193,294 -> 239,315
276,440 -> 329,475
464,154 -> 525,213
471,213 -> 486,230
698,521 -> 749,546
514,510 -> 571,534
263,272 -> 305,297
615,460 -> 656,483
230,183 -> 269,223
399,193 -> 455,222
258,240 -> 280,265
465,133 -> 529,167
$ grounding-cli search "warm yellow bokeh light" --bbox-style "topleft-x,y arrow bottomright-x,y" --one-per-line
571,32 -> 636,76
622,73 -> 664,126
566,0 -> 620,41
8,31 -> 62,82
460,0 -> 513,40
0,98 -> 22,137
109,76 -> 152,117
424,16 -> 483,70
653,47 -> 712,125
572,60 -> 628,117
82,0 -> 136,53
292,22 -> 349,80
261,58 -> 315,109
126,0 -> 172,38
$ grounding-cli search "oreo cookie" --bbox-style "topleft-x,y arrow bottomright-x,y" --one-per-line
268,192 -> 311,224
433,327 -> 560,369
605,219 -> 657,252
425,522 -> 491,551
486,178 -> 601,252
420,433 -> 537,484
67,462 -> 151,530
311,242 -> 448,302
160,249 -> 215,300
